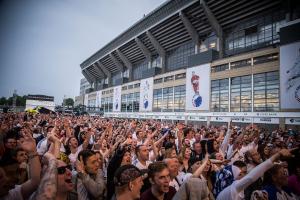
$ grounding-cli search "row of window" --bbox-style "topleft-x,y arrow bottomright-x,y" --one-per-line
225,11 -> 285,55
94,71 -> 279,113
101,89 -> 114,95
211,53 -> 278,73
211,71 -> 279,112
166,41 -> 195,71
122,83 -> 140,91
154,73 -> 186,84
153,85 -> 186,112
100,72 -> 186,95
101,97 -> 113,112
121,92 -> 140,112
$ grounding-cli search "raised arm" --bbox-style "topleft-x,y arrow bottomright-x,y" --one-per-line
220,125 -> 232,155
192,154 -> 209,178
31,152 -> 57,200
108,136 -> 123,157
143,130 -> 157,146
19,128 -> 41,199
235,148 -> 296,193
47,124 -> 61,159
154,131 -> 169,146
177,129 -> 183,153
149,140 -> 158,161
82,130 -> 92,150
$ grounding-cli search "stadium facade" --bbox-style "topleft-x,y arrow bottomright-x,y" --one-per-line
79,0 -> 300,129
79,78 -> 92,96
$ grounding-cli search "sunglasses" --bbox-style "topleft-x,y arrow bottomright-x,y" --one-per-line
57,165 -> 72,174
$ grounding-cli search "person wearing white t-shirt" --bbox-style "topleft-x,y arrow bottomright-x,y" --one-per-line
66,132 -> 91,167
165,157 -> 192,191
133,145 -> 152,170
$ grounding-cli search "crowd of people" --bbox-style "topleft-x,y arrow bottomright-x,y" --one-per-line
0,112 -> 299,200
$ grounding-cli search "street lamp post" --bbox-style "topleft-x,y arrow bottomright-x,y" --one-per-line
63,95 -> 66,115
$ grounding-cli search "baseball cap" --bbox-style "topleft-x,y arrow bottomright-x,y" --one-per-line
114,164 -> 147,187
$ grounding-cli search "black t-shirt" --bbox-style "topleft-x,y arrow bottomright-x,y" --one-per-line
140,186 -> 176,200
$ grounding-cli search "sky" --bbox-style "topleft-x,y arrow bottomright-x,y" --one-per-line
0,0 -> 166,104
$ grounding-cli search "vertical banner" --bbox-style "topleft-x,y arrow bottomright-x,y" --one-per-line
113,86 -> 121,112
140,77 -> 154,111
280,41 -> 300,109
84,94 -> 88,107
185,63 -> 210,111
96,91 -> 102,107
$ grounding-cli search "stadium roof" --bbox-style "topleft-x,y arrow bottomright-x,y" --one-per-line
80,0 -> 282,84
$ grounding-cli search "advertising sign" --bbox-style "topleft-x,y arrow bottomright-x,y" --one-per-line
186,63 -> 210,111
139,77 -> 154,111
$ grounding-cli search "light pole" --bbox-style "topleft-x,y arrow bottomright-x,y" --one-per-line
63,95 -> 66,115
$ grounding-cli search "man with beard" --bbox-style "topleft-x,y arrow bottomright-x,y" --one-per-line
76,150 -> 106,200
140,161 -> 176,200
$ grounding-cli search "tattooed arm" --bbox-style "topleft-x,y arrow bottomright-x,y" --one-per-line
18,128 -> 41,199
32,152 -> 58,200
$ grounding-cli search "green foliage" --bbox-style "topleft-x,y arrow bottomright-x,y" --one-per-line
16,95 -> 26,106
0,95 -> 26,106
0,97 -> 7,105
64,98 -> 74,107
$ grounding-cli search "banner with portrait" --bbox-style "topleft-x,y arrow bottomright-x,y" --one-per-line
139,77 -> 154,111
185,63 -> 210,111
113,86 -> 121,112
280,41 -> 300,109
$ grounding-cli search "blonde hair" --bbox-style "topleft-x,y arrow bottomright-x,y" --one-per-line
164,147 -> 177,159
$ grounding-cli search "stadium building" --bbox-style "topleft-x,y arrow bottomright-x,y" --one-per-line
80,78 -> 92,96
79,0 -> 300,130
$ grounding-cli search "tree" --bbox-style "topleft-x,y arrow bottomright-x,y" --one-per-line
0,97 -> 7,105
7,97 -> 13,106
16,95 -> 26,106
64,98 -> 74,107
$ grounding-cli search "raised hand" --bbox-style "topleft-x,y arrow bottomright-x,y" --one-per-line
19,128 -> 36,153
228,120 -> 233,129
47,132 -> 60,144
279,148 -> 297,158
76,156 -> 86,174
177,123 -> 184,131
47,124 -> 60,144
63,118 -> 70,128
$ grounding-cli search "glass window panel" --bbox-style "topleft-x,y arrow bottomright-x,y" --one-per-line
211,79 -> 229,112
253,71 -> 279,111
166,41 -> 195,71
225,12 -> 285,56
